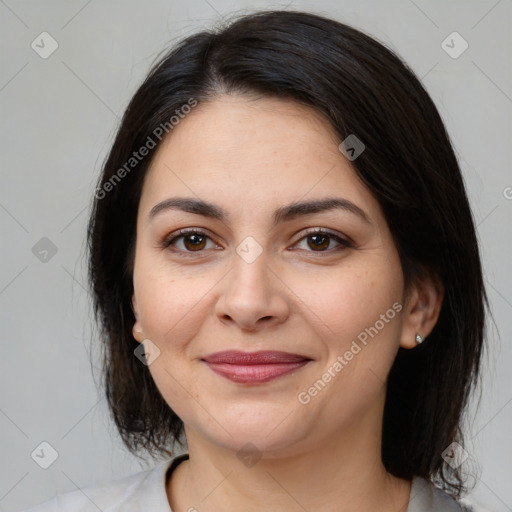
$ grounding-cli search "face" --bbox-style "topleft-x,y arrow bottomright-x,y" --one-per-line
131,95 -> 408,457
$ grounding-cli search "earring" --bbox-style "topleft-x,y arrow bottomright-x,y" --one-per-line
415,333 -> 424,345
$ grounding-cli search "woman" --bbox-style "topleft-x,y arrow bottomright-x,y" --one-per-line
24,9 -> 489,512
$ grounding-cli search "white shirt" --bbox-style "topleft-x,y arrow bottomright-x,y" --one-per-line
21,453 -> 487,511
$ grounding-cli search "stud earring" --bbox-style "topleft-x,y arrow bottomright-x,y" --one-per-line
415,333 -> 424,345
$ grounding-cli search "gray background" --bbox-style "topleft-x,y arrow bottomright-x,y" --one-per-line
1,1 -> 511,510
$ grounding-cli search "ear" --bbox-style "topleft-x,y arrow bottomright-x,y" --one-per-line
400,273 -> 444,349
131,294 -> 144,343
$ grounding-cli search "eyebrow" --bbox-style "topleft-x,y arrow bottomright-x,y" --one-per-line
148,197 -> 371,225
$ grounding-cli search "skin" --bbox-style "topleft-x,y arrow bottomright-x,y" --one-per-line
131,95 -> 443,512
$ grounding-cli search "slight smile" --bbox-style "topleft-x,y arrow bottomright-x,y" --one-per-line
202,350 -> 313,384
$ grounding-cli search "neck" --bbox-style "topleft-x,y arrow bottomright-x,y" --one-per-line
167,401 -> 412,512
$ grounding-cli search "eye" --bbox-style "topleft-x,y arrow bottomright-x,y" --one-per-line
162,229 -> 220,253
293,228 -> 352,253
161,228 -> 352,255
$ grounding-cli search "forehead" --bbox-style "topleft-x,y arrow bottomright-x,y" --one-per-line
139,95 -> 379,221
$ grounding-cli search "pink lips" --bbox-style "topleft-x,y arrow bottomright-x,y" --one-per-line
202,350 -> 311,384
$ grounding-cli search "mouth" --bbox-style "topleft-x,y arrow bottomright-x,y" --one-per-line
201,350 -> 312,384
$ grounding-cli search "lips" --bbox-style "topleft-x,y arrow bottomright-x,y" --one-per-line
202,350 -> 311,384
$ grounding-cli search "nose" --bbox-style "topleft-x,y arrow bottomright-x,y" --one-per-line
214,252 -> 290,332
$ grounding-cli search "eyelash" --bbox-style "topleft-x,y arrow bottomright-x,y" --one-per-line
160,227 -> 353,256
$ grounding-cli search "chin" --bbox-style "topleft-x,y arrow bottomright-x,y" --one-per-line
211,430 -> 306,459
196,404 -> 312,456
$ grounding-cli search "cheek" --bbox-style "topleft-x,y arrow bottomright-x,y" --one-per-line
297,261 -> 402,344
296,265 -> 403,414
134,262 -> 210,347
134,267 -> 209,417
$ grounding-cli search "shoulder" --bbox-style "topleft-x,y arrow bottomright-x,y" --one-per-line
408,477 -> 492,512
458,498 -> 493,512
19,457 -> 180,512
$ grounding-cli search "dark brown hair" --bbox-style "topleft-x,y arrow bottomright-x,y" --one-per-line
87,9 -> 488,498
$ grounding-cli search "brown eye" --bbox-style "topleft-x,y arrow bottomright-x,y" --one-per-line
294,229 -> 352,253
182,233 -> 207,251
163,229 -> 219,253
307,234 -> 331,251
